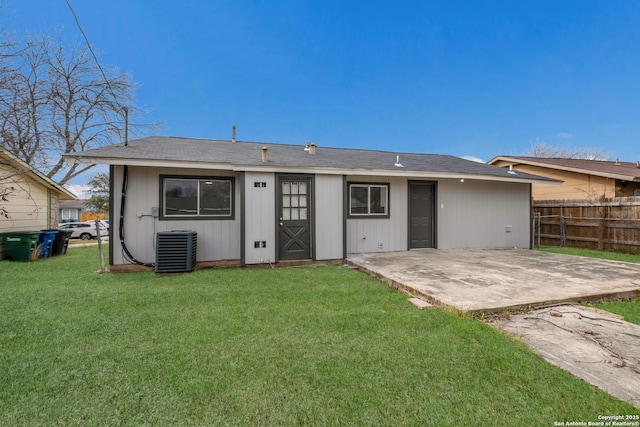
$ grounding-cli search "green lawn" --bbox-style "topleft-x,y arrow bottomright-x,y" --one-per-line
1,247 -> 636,425
591,298 -> 640,326
537,246 -> 640,263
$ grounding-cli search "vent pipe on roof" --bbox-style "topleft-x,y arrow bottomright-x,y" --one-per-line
615,158 -> 620,165
637,161 -> 640,168
305,141 -> 317,155
261,146 -> 268,162
232,125 -> 236,143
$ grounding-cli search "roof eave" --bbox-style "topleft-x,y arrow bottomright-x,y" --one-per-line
64,154 -> 556,184
489,156 -> 640,182
3,150 -> 76,200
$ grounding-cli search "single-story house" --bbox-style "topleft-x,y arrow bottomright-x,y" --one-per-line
1,147 -> 76,233
64,136 -> 556,268
59,199 -> 86,222
488,156 -> 640,200
58,199 -> 106,223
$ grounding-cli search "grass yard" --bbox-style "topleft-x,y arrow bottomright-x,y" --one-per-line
1,246 -> 637,425
591,299 -> 640,326
537,246 -> 640,263
537,246 -> 640,326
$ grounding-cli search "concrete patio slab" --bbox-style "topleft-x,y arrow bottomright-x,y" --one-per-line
346,249 -> 640,313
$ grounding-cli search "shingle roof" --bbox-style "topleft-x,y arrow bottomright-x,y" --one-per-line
59,199 -> 86,209
489,156 -> 640,181
65,136 -> 556,183
0,147 -> 76,200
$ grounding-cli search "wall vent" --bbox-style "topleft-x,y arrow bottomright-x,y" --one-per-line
155,231 -> 197,273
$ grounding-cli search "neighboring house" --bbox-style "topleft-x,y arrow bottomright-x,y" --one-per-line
59,199 -> 85,223
488,156 -> 640,200
64,136 -> 556,268
0,147 -> 76,233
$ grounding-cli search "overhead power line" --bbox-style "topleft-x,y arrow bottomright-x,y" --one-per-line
64,0 -> 126,114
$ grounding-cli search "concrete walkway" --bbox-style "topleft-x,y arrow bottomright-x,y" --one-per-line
496,304 -> 640,407
346,248 -> 640,313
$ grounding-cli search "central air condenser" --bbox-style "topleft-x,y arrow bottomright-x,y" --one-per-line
155,231 -> 197,273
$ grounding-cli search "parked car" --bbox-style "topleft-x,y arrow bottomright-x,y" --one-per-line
58,222 -> 109,240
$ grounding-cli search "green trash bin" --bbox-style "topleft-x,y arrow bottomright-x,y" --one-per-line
1,231 -> 41,261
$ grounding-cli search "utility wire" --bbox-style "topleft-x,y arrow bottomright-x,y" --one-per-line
64,0 -> 126,113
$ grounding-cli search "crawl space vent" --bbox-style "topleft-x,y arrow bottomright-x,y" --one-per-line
155,231 -> 197,273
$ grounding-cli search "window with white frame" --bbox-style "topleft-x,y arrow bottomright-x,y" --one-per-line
161,176 -> 234,219
60,208 -> 79,221
348,183 -> 389,217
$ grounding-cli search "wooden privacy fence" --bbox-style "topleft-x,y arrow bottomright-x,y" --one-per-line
533,197 -> 640,253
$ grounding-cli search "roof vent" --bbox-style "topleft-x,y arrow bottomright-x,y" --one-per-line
232,125 -> 236,143
507,165 -> 517,175
637,161 -> 640,168
615,158 -> 620,165
261,146 -> 268,162
304,141 -> 317,155
394,155 -> 404,168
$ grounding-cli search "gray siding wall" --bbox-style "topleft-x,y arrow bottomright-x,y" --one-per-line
346,176 -> 408,253
108,166 -> 531,265
437,179 -> 531,249
314,174 -> 344,260
244,172 -> 276,264
111,165 -> 241,265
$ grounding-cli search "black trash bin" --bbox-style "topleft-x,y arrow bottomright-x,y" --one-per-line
52,229 -> 74,256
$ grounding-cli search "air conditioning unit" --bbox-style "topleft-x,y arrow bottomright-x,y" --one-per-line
155,231 -> 197,273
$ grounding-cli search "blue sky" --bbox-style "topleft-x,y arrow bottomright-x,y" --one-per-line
3,0 -> 640,190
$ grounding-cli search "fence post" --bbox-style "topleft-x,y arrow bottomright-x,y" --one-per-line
597,202 -> 606,251
560,216 -> 566,247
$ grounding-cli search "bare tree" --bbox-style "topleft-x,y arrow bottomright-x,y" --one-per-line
525,140 -> 610,160
0,23 -> 18,216
0,31 -> 156,185
0,174 -> 11,219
